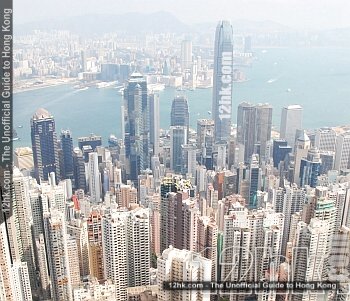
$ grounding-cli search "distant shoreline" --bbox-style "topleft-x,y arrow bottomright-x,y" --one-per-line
13,78 -> 79,94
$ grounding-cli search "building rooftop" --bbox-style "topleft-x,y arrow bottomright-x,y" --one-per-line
15,147 -> 33,156
33,108 -> 52,120
285,104 -> 303,110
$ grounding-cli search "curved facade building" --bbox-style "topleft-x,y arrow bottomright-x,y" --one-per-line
212,20 -> 234,143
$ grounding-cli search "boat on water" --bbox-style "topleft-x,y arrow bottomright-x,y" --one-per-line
79,87 -> 89,91
267,78 -> 277,84
18,125 -> 23,128
286,88 -> 292,92
12,130 -> 19,141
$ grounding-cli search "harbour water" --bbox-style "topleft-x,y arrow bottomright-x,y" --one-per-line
14,47 -> 350,147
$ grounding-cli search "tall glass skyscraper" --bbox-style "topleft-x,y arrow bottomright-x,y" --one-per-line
60,130 -> 74,181
149,93 -> 160,156
212,20 -> 234,143
280,104 -> 303,149
170,95 -> 189,133
31,108 -> 60,182
124,73 -> 149,182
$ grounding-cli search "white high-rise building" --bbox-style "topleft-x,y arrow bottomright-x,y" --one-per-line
11,262 -> 33,301
149,93 -> 160,156
221,208 -> 284,283
315,127 -> 337,152
102,207 -> 150,301
280,105 -> 303,149
0,220 -> 15,301
157,246 -> 211,301
127,208 -> 151,287
40,176 -> 67,212
181,40 -> 192,71
271,183 -> 305,256
88,152 -> 101,203
215,143 -> 227,170
44,210 -> 73,301
36,234 -> 51,299
292,219 -> 330,301
67,219 -> 90,278
182,144 -> 197,177
8,168 -> 36,289
102,211 -> 127,301
29,187 -> 48,238
335,132 -> 350,171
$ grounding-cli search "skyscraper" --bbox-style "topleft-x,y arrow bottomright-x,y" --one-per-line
149,93 -> 160,156
181,40 -> 192,71
73,148 -> 86,191
299,148 -> 322,188
181,144 -> 197,177
237,102 -> 256,163
249,154 -> 262,208
102,208 -> 150,299
44,210 -> 74,301
60,130 -> 74,181
9,168 -> 36,290
255,103 -> 273,161
124,72 -> 149,182
237,102 -> 273,163
212,20 -> 234,143
88,152 -> 101,203
157,246 -> 212,301
11,262 -> 33,301
78,134 -> 102,152
272,139 -> 292,168
292,219 -> 329,301
197,119 -> 215,169
31,108 -> 60,182
170,95 -> 189,131
0,218 -> 15,301
280,105 -> 303,149
315,127 -> 337,152
170,126 -> 187,174
335,131 -> 350,171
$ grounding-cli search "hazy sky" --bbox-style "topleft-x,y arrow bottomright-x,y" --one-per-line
15,0 -> 350,30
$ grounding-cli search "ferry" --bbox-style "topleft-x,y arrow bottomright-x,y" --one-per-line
12,130 -> 19,141
267,78 -> 277,84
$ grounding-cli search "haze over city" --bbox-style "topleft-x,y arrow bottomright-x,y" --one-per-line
15,0 -> 350,30
1,1 -> 350,301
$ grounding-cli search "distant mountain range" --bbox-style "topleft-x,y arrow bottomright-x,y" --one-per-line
15,11 -> 294,35
15,11 -> 190,35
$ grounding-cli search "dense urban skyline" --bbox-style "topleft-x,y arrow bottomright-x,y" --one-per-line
1,1 -> 350,300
